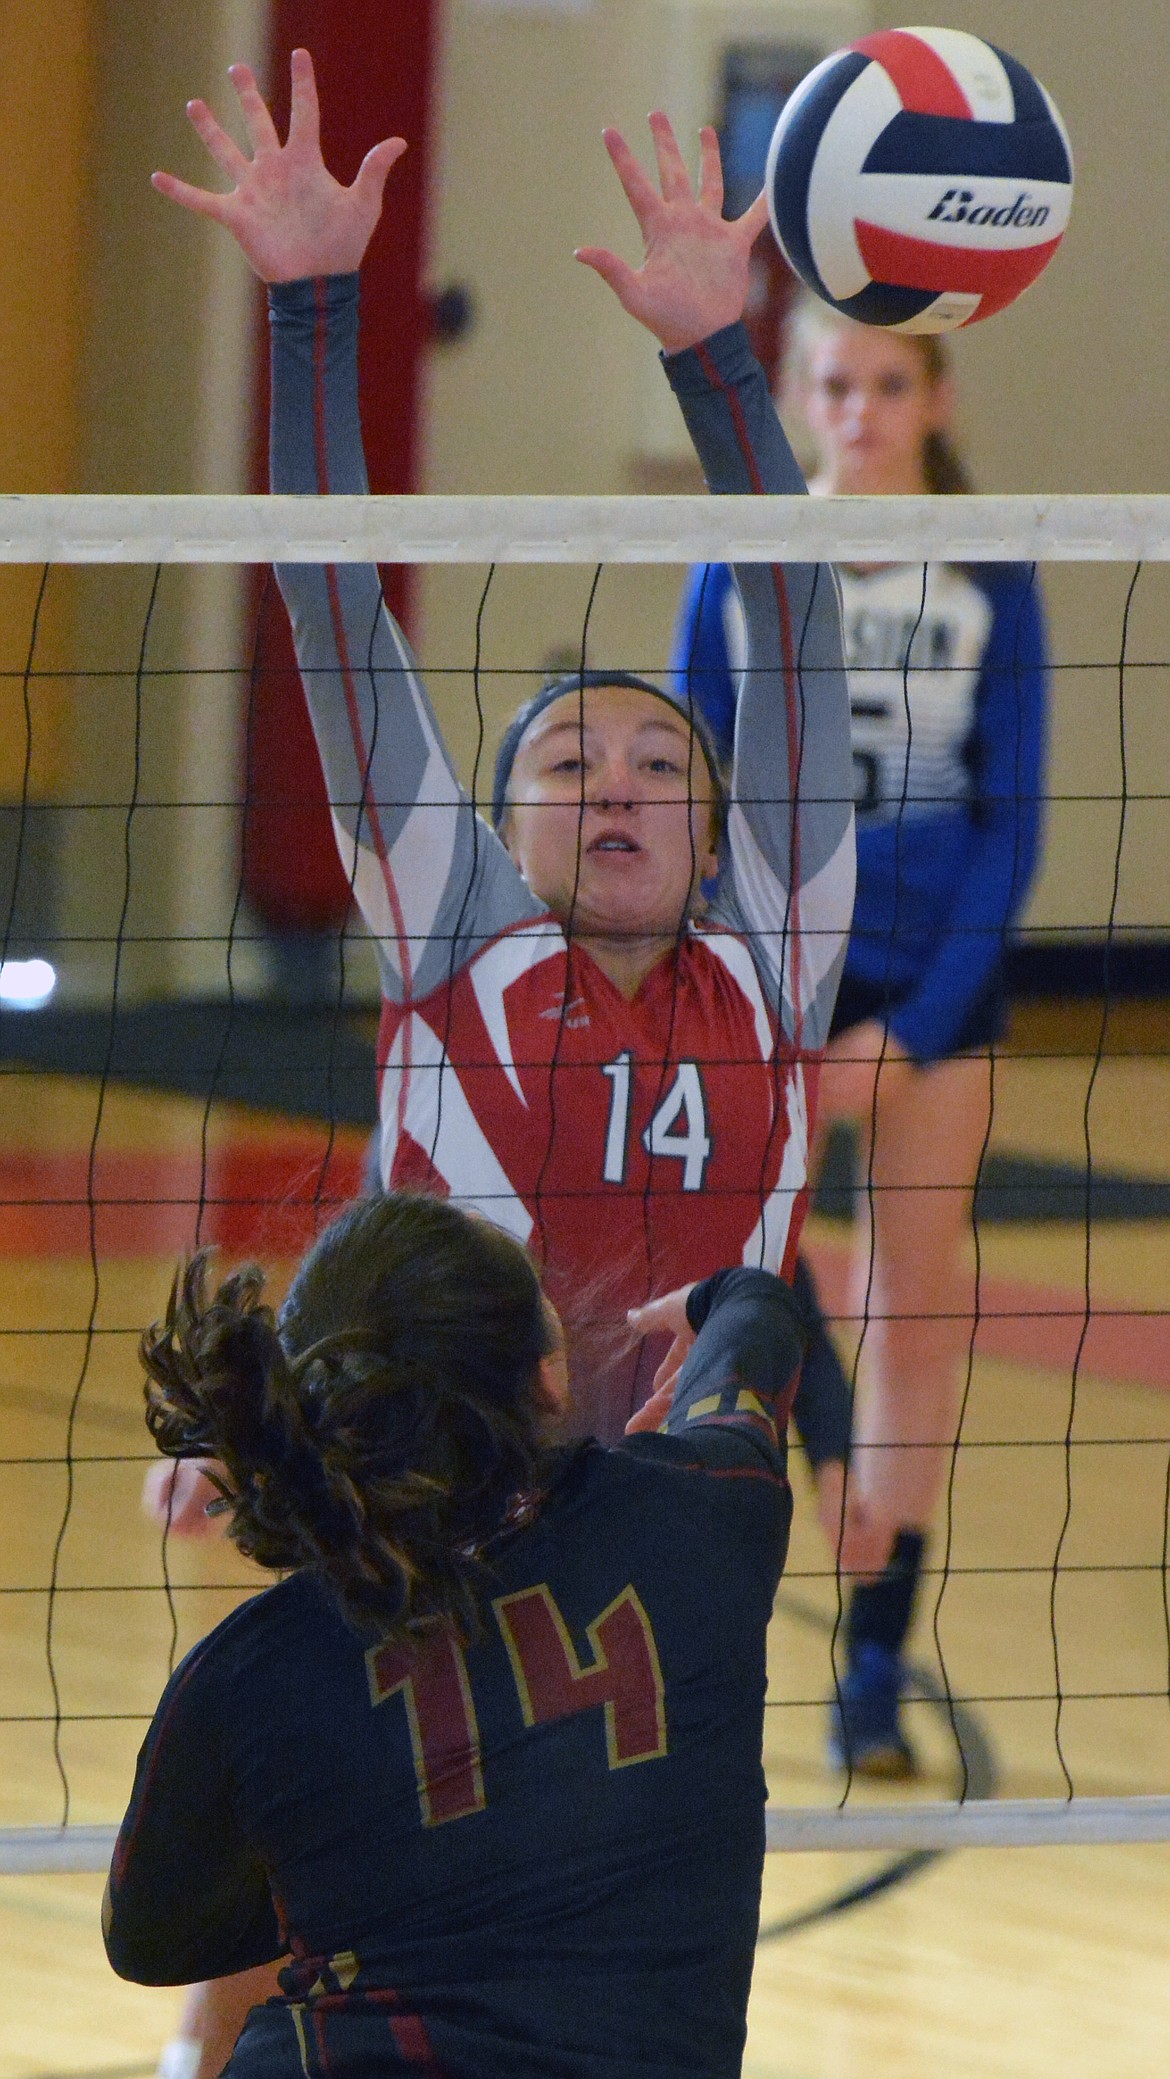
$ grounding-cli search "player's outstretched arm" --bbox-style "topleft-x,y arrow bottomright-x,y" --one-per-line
580,121 -> 853,1052
151,47 -> 406,282
155,49 -> 539,1015
626,1270 -> 806,1464
576,114 -> 768,351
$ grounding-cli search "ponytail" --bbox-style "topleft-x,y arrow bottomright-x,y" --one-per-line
922,427 -> 972,495
140,1196 -> 555,1643
915,332 -> 973,493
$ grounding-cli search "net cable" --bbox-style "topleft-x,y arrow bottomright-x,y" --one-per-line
4,492 -> 1170,1871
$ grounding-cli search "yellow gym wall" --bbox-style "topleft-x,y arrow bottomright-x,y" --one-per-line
60,0 -> 267,999
0,0 -> 97,796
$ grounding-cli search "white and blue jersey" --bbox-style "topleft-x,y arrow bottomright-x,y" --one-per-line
673,555 -> 1048,1062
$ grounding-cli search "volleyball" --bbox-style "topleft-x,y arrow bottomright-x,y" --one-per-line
765,26 -> 1073,332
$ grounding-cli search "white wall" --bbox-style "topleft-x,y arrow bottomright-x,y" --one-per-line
422,0 -> 865,785
423,0 -> 1170,943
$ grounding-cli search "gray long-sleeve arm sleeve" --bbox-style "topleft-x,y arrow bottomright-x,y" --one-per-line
662,324 -> 855,1052
269,274 -> 542,1005
270,286 -> 852,1047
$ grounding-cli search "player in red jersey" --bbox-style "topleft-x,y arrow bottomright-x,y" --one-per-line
153,51 -> 854,1438
145,51 -> 865,2075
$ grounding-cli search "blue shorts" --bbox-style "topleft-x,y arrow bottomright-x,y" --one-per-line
828,969 -> 1007,1060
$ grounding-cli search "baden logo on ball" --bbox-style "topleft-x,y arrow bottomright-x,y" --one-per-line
765,26 -> 1073,332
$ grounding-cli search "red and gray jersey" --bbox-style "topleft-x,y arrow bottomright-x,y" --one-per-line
270,277 -> 853,1436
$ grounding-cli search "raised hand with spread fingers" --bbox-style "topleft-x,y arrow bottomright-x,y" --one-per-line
151,46 -> 406,283
575,111 -> 769,353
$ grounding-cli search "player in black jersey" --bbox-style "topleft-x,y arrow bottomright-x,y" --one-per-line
107,1190 -> 807,2079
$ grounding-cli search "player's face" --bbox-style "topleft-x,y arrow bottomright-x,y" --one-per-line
501,686 -> 719,944
802,326 -> 953,495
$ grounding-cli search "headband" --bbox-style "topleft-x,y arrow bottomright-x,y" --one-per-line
490,669 -> 726,831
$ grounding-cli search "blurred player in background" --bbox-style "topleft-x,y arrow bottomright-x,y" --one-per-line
673,293 -> 1049,1774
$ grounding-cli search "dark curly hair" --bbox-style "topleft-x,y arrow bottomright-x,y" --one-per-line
140,1194 -> 556,1644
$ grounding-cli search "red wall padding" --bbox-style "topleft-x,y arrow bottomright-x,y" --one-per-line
242,2 -> 439,935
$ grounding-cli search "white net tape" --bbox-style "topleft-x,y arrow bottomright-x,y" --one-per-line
8,1796 -> 1170,1876
1,492 -> 1169,564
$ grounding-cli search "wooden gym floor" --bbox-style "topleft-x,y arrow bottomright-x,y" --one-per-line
2,1004 -> 1169,2079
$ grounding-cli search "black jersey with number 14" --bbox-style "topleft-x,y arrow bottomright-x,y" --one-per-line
104,1268 -> 806,2079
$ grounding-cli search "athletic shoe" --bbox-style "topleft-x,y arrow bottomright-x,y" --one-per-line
827,1641 -> 918,1779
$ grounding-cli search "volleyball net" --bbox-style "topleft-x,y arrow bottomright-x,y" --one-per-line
2,490 -> 1169,1873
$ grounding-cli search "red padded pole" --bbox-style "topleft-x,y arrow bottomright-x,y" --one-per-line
243,1 -> 440,935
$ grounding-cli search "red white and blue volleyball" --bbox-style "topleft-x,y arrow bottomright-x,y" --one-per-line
765,27 -> 1073,332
